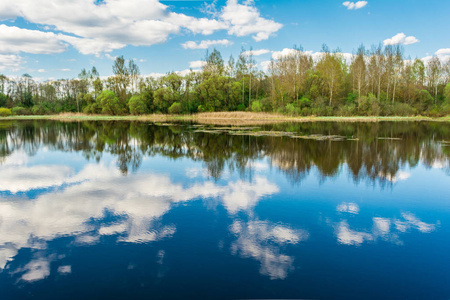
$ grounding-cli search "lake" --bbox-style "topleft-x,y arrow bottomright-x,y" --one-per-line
0,120 -> 449,299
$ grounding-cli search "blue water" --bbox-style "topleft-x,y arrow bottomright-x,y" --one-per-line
0,121 -> 449,299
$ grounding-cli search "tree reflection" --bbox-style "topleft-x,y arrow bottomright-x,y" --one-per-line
0,120 -> 449,183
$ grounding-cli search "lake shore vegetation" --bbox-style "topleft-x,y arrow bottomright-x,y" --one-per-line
1,45 -> 449,118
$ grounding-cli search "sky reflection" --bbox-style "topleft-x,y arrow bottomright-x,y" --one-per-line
0,121 -> 449,299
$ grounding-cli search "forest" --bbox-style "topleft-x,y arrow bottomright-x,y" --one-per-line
0,44 -> 450,117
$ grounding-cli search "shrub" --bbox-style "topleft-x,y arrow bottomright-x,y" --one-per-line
285,103 -> 300,115
0,107 -> 12,117
337,104 -> 356,116
168,102 -> 182,114
129,95 -> 148,115
236,104 -> 246,111
251,100 -> 262,112
31,104 -> 46,115
390,103 -> 416,116
198,105 -> 207,113
11,106 -> 31,115
83,103 -> 100,114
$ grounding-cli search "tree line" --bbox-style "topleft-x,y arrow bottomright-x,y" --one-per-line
1,44 -> 450,117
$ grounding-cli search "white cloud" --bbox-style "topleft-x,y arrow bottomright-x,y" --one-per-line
0,0 -> 282,55
189,60 -> 207,69
383,33 -> 419,46
221,0 -> 283,41
0,25 -> 68,55
342,1 -> 368,10
271,48 -> 354,64
260,60 -> 273,71
242,49 -> 271,56
433,48 -> 450,62
271,48 -> 301,60
182,39 -> 233,50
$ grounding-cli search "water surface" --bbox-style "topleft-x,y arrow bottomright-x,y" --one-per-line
0,120 -> 449,299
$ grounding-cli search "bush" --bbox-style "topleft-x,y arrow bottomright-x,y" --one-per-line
236,104 -> 246,111
0,107 -> 12,117
31,104 -> 46,115
251,100 -> 262,112
129,95 -> 148,115
83,103 -> 100,114
285,103 -> 300,115
168,102 -> 182,114
11,106 -> 31,115
259,97 -> 273,112
198,105 -> 207,113
390,103 -> 416,116
337,104 -> 356,116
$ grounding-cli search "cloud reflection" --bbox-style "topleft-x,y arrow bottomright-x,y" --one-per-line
336,212 -> 437,246
230,220 -> 308,280
0,161 -> 280,282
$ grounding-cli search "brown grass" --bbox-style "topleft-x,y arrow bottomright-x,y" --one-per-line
1,112 -> 449,125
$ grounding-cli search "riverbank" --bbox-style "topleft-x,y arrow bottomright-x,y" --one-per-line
1,112 -> 449,125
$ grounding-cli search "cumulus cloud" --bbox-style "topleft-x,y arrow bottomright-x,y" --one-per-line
428,48 -> 450,62
242,49 -> 271,56
182,39 -> 233,50
0,25 -> 68,55
0,54 -> 23,71
0,0 -> 282,56
383,33 -> 419,46
342,1 -> 368,10
189,60 -> 207,69
221,0 -> 283,41
271,48 -> 354,64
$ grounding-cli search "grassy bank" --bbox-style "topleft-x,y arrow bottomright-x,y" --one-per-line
1,112 -> 449,125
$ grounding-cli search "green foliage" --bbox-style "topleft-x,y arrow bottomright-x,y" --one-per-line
386,103 -> 416,116
97,90 -> 125,115
337,104 -> 357,116
286,103 -> 300,115
237,104 -> 246,111
251,100 -> 262,112
11,106 -> 31,115
168,102 -> 182,114
128,95 -> 148,115
415,89 -> 433,112
346,92 -> 358,104
0,93 -> 7,107
154,88 -> 179,113
31,104 -> 46,115
0,107 -> 11,117
444,83 -> 450,103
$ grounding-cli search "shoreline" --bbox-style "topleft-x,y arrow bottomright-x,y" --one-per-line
1,112 -> 449,125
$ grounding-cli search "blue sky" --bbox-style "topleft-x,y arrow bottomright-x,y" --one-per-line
0,0 -> 448,80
